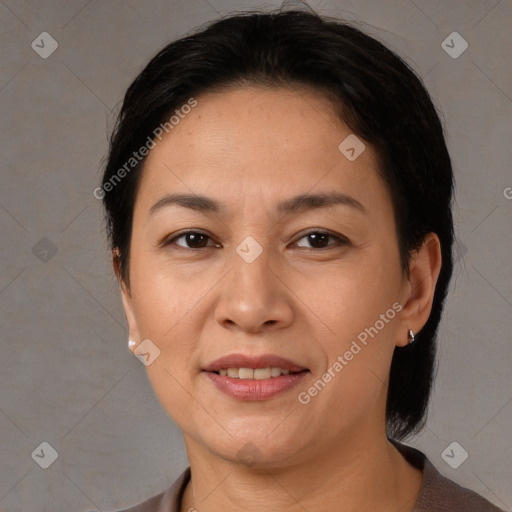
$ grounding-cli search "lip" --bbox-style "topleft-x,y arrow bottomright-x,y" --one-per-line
204,371 -> 309,400
202,353 -> 309,401
202,353 -> 308,373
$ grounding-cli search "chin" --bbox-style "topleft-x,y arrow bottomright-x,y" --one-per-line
201,430 -> 308,469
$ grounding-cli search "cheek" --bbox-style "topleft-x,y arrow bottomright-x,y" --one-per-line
129,263 -> 210,425
128,263 -> 206,393
307,252 -> 402,391
314,260 -> 401,340
304,276 -> 401,431
130,255 -> 207,334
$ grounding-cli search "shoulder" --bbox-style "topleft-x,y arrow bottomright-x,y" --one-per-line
392,440 -> 506,512
417,458 -> 506,512
99,467 -> 191,512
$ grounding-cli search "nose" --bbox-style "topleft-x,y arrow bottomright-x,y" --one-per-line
214,241 -> 294,334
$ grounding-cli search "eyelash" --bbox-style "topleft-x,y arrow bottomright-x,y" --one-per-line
161,228 -> 350,251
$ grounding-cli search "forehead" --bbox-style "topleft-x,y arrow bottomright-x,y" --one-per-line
135,85 -> 386,217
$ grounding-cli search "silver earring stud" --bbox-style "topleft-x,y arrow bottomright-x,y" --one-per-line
128,339 -> 136,349
408,329 -> 415,344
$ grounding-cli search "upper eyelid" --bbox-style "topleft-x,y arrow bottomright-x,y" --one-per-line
161,229 -> 218,247
294,230 -> 350,248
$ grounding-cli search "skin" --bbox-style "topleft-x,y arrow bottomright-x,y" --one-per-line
116,85 -> 442,512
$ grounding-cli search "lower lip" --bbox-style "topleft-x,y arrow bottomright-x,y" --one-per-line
204,370 -> 309,400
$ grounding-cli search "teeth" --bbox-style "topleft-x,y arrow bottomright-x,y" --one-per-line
270,367 -> 282,377
254,368 -> 270,379
239,368 -> 254,379
217,367 -> 293,379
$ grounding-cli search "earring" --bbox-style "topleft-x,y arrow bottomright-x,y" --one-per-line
408,329 -> 415,344
128,339 -> 136,350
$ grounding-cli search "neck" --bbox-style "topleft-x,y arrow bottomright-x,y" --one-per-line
180,429 -> 422,512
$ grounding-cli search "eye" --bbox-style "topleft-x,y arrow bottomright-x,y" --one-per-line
294,230 -> 349,250
161,229 -> 349,251
162,230 -> 219,249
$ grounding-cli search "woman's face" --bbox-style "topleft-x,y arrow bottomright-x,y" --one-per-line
121,86 -> 413,467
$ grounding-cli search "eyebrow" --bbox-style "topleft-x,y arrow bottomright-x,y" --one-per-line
147,191 -> 366,219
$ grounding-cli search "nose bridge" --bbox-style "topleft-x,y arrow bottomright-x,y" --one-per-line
234,234 -> 272,285
214,234 -> 293,332
231,234 -> 275,305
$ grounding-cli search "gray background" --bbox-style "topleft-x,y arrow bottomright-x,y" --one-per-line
0,0 -> 511,510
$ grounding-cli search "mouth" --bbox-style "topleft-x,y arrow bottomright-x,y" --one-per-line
211,367 -> 305,379
202,353 -> 308,374
202,353 -> 310,400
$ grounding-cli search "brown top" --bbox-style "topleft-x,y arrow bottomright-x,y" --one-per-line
110,441 -> 505,512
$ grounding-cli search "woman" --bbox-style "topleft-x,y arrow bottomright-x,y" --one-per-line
99,7 -> 505,512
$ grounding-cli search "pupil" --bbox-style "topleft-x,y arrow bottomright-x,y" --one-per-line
187,233 -> 204,247
310,233 -> 328,248
188,233 -> 206,248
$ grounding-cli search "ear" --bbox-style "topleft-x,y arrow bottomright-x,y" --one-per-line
112,249 -> 140,352
396,233 -> 442,347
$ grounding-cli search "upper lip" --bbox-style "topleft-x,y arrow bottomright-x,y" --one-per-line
203,353 -> 308,372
